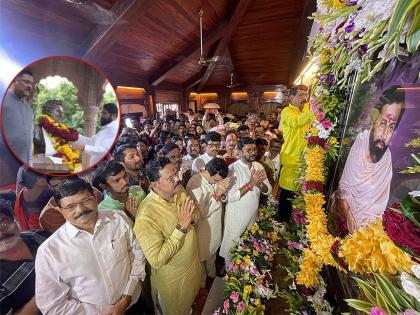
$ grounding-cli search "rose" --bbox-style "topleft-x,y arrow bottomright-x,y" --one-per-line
223,299 -> 230,310
382,210 -> 420,256
321,120 -> 333,129
230,291 -> 239,303
236,301 -> 245,312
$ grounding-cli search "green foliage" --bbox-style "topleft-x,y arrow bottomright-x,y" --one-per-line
345,274 -> 420,314
33,80 -> 84,133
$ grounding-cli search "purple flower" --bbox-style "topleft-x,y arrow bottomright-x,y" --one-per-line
287,241 -> 303,250
358,44 -> 368,56
230,291 -> 239,303
316,111 -> 326,121
345,20 -> 355,33
237,301 -> 245,312
293,208 -> 307,225
346,1 -> 358,6
327,73 -> 336,86
223,299 -> 230,310
370,307 -> 388,315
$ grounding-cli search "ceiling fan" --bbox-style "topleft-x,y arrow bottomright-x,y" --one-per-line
198,9 -> 221,66
226,72 -> 244,89
63,0 -> 117,25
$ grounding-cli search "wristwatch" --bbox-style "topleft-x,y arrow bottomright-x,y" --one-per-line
176,224 -> 188,234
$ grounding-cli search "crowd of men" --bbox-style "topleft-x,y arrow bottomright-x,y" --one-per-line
0,85 -> 312,315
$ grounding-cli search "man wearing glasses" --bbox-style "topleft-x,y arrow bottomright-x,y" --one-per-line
2,69 -> 34,164
134,157 -> 202,315
35,178 -> 146,315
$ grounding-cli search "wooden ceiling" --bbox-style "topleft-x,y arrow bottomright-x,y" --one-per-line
1,0 -> 315,92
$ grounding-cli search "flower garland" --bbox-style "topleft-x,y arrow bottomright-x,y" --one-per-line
39,114 -> 81,172
213,205 -> 282,315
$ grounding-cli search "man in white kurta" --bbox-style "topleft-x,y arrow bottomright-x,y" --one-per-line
191,131 -> 221,172
220,137 -> 272,262
70,103 -> 119,166
332,94 -> 404,232
186,158 -> 230,284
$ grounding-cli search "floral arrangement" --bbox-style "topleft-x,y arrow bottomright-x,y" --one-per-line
278,0 -> 420,313
39,114 -> 81,172
212,204 -> 282,315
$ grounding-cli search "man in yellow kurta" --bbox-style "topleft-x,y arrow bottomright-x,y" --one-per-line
278,85 -> 313,222
134,157 -> 201,315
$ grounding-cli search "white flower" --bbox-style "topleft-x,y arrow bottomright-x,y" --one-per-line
408,191 -> 420,198
412,265 -> 420,279
400,272 -> 420,301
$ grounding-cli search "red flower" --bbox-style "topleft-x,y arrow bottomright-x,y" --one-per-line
382,210 -> 420,257
307,136 -> 326,147
39,117 -> 79,141
330,239 -> 348,270
303,181 -> 324,193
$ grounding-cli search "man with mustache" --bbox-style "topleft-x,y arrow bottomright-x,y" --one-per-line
332,86 -> 405,234
220,137 -> 272,265
191,131 -> 222,173
2,69 -> 34,164
113,142 -> 148,190
134,157 -> 201,315
277,85 -> 312,222
94,160 -> 146,221
70,103 -> 119,166
35,178 -> 146,315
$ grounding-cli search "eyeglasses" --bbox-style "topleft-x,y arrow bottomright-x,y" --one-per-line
60,195 -> 95,211
162,170 -> 180,183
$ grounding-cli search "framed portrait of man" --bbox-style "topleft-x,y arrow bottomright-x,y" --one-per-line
326,53 -> 420,237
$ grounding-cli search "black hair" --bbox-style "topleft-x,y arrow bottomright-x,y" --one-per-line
171,135 -> 182,143
113,143 -> 137,162
377,85 -> 406,127
42,100 -> 63,115
255,138 -> 268,146
15,69 -> 33,80
103,103 -> 118,116
237,137 -> 255,150
289,85 -> 308,96
205,131 -> 221,143
53,178 -> 93,206
145,157 -> 171,182
92,160 -> 125,189
20,167 -> 45,189
162,143 -> 179,156
0,199 -> 14,219
270,137 -> 283,145
237,125 -> 250,133
205,158 -> 229,179
116,137 -> 137,147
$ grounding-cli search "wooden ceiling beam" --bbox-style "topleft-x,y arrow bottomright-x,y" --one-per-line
183,70 -> 207,91
80,0 -> 152,59
197,0 -> 254,92
149,20 -> 230,87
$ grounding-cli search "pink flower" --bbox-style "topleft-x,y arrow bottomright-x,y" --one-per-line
403,310 -> 417,315
223,299 -> 230,310
370,307 -> 388,315
230,291 -> 239,303
237,301 -> 245,312
228,262 -> 235,270
316,111 -> 326,121
240,262 -> 248,270
287,241 -> 303,250
321,120 -> 333,129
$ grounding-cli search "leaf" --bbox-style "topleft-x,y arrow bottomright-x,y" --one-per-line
406,5 -> 420,52
374,274 -> 403,313
345,299 -> 373,313
352,277 -> 377,304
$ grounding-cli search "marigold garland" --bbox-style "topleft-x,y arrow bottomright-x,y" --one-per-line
296,248 -> 323,287
39,115 -> 81,172
305,146 -> 325,182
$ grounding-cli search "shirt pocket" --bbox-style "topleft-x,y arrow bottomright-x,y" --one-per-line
103,236 -> 128,267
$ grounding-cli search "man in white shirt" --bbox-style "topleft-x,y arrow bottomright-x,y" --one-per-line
186,158 -> 231,285
181,137 -> 200,173
191,131 -> 221,173
70,103 -> 119,166
35,178 -> 146,315
220,137 -> 272,264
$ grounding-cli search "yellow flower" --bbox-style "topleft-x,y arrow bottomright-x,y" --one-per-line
320,55 -> 329,65
244,256 -> 251,265
258,230 -> 263,236
255,298 -> 261,306
305,146 -> 325,182
251,224 -> 259,234
329,137 -> 337,145
296,248 -> 322,287
310,127 -> 319,137
253,250 -> 259,257
235,258 -> 241,265
244,285 -> 253,294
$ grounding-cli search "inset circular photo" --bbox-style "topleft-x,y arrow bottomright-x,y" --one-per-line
1,56 -> 120,175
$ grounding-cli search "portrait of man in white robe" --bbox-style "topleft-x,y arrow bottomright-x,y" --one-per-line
331,85 -> 406,234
